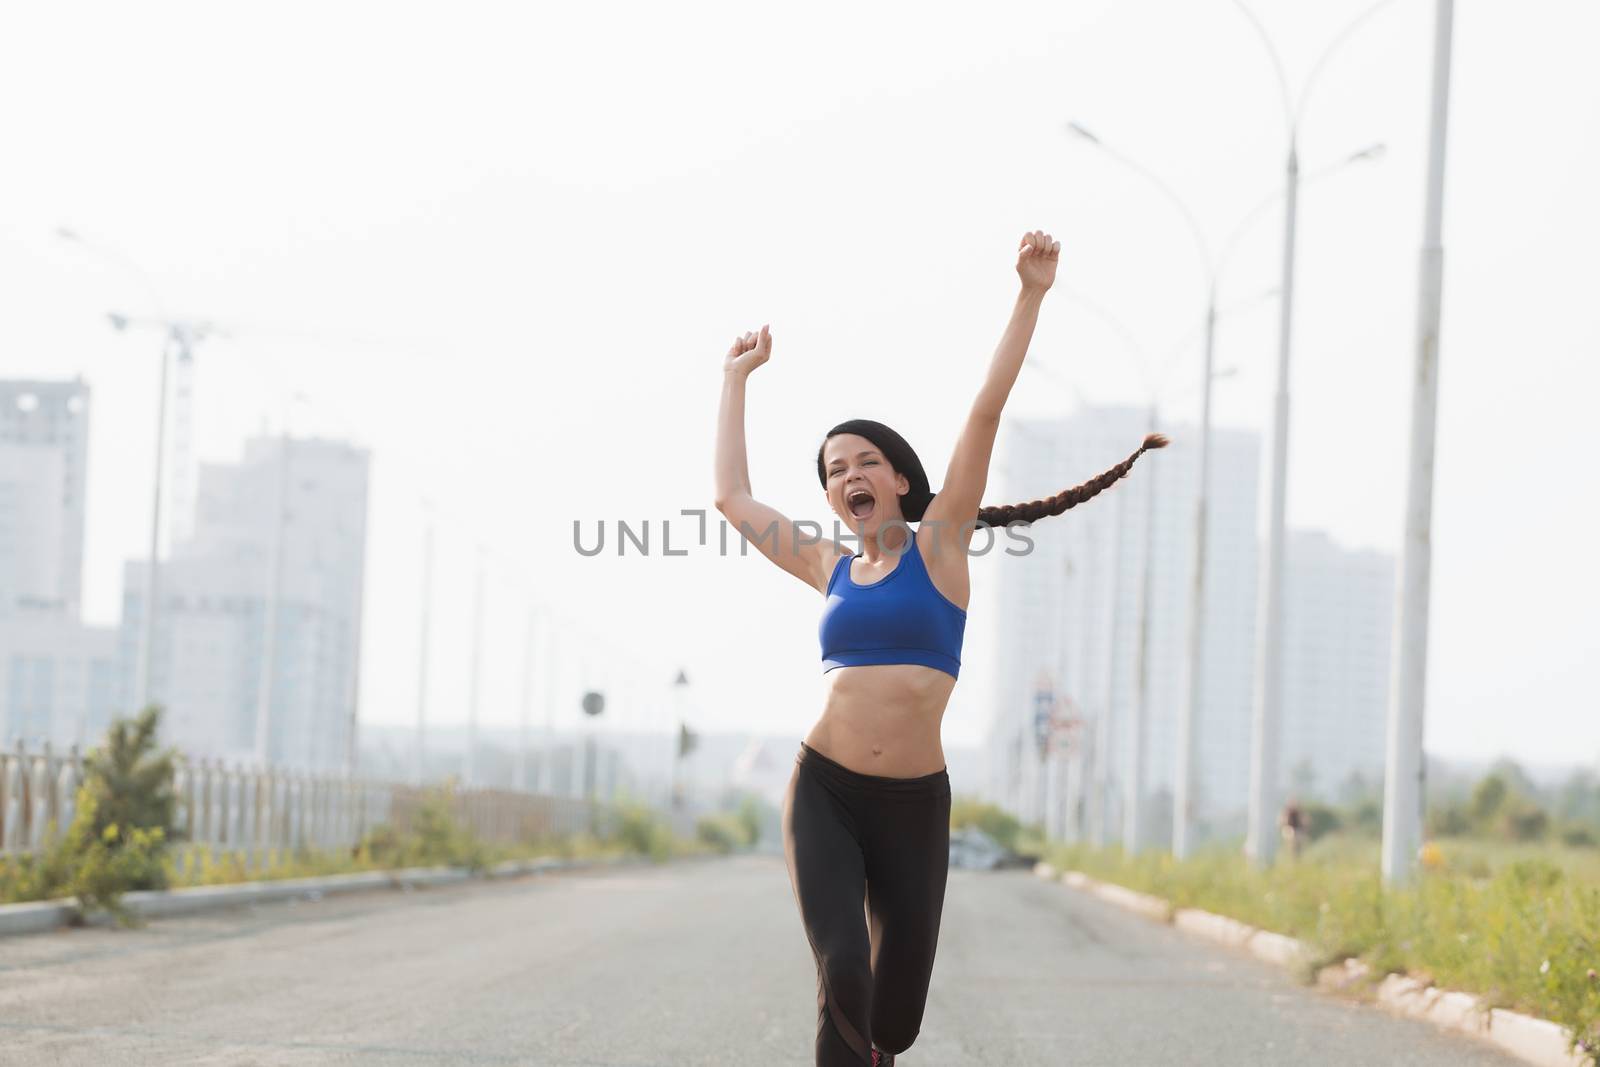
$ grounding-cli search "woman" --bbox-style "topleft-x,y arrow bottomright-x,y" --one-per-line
713,229 -> 1167,1065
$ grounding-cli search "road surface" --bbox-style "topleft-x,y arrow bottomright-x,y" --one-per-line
0,853 -> 1527,1065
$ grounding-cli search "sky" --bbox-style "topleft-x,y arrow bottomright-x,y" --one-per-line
0,0 -> 1595,767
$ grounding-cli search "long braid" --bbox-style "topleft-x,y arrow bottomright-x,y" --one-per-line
975,433 -> 1170,528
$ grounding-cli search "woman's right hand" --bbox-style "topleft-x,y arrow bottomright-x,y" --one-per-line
724,324 -> 772,378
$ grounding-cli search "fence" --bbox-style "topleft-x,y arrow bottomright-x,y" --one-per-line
0,740 -> 601,875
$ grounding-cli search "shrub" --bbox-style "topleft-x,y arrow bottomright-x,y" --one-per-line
1427,803 -> 1473,838
0,706 -> 181,919
950,796 -> 1028,854
612,801 -> 676,862
1472,774 -> 1509,825
1561,825 -> 1598,849
81,705 -> 179,863
359,786 -> 488,873
1502,802 -> 1551,843
60,788 -> 169,923
735,795 -> 764,847
411,788 -> 489,872
696,813 -> 749,853
1303,803 -> 1342,842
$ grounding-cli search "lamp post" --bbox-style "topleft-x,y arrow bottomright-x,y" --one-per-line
516,605 -> 538,793
465,546 -> 486,787
1065,120 -> 1383,858
1229,0 -> 1395,867
582,687 -> 605,834
1031,284 -> 1242,853
1383,0 -> 1456,887
413,501 -> 435,786
671,669 -> 693,810
541,612 -> 560,794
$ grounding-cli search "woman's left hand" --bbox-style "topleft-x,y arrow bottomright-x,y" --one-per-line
1016,229 -> 1060,293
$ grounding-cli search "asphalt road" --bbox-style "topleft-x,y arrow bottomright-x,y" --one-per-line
0,853 -> 1527,1066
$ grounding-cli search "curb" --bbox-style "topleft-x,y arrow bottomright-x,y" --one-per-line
0,853 -> 646,938
1033,862 -> 1591,1067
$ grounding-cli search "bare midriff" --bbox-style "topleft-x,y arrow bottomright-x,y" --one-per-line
803,663 -> 955,778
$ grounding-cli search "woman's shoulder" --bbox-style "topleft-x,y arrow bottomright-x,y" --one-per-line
819,541 -> 851,594
914,524 -> 970,612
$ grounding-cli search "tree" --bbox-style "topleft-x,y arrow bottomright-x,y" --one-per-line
83,705 -> 180,852
1470,774 -> 1509,827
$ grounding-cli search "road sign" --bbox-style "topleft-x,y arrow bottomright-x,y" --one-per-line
1033,685 -> 1055,750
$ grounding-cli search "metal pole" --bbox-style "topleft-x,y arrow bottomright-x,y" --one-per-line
413,514 -> 434,786
1175,296 -> 1218,859
1125,405 -> 1158,855
254,414 -> 291,768
1075,521 -> 1100,843
1095,487 -> 1128,846
1383,0 -> 1454,886
516,606 -> 536,793
134,332 -> 174,714
542,616 -> 559,794
671,671 -> 689,809
1246,145 -> 1299,867
465,548 -> 486,787
1036,739 -> 1049,834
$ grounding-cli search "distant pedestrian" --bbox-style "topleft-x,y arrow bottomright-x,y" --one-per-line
714,230 -> 1168,1065
1280,798 -> 1306,860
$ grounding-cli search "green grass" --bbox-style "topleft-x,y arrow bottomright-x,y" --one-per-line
1043,834 -> 1600,1062
3,798 -> 723,910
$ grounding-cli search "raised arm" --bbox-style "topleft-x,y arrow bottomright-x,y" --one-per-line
714,325 -> 834,594
923,230 -> 1060,546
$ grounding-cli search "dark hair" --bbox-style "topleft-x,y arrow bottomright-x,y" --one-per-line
815,418 -> 1169,528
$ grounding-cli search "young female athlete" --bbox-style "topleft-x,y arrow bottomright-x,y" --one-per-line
713,229 -> 1167,1065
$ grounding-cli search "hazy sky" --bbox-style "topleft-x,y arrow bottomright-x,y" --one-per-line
1,1 -> 1595,766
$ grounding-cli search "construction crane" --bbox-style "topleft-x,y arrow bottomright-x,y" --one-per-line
106,313 -> 226,551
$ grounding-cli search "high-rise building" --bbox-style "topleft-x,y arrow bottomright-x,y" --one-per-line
0,380 -> 90,616
981,406 -> 1398,847
0,446 -> 66,616
1281,530 -> 1396,804
983,406 -> 1261,846
0,616 -> 120,747
121,435 -> 370,772
0,378 -> 119,749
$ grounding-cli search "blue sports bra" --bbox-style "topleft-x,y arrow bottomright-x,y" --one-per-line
818,527 -> 967,679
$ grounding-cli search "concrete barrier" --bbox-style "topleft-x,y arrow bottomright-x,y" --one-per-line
1486,1009 -> 1591,1067
0,900 -> 77,937
1088,880 -> 1171,922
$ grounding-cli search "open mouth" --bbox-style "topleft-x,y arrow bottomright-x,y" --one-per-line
846,487 -> 875,519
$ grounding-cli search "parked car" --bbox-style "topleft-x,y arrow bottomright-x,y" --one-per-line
949,826 -> 1017,870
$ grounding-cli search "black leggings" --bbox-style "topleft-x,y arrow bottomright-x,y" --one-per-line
781,741 -> 952,1065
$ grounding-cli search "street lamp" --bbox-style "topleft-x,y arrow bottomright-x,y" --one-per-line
671,669 -> 692,810
1383,0 -> 1457,886
1065,124 -> 1383,858
465,545 -> 487,787
582,686 -> 605,834
515,604 -> 538,793
1029,296 -> 1239,856
414,499 -> 435,787
1229,0 -> 1396,867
